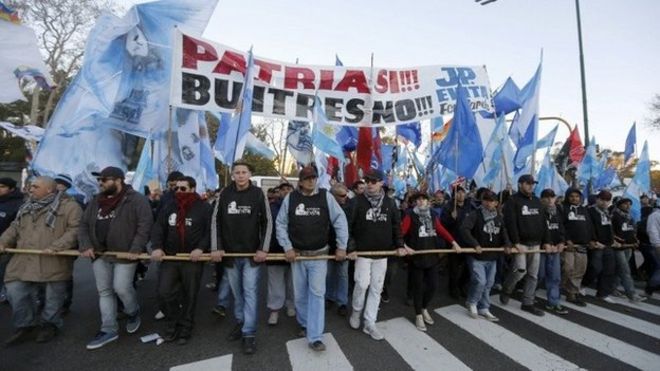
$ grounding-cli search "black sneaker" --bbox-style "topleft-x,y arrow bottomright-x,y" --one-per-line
545,304 -> 569,315
325,300 -> 334,309
242,336 -> 256,355
163,327 -> 179,342
337,305 -> 348,317
4,326 -> 35,347
35,324 -> 58,343
308,340 -> 326,352
499,292 -> 510,305
566,295 -> 587,307
381,291 -> 390,303
227,323 -> 243,341
212,305 -> 226,317
521,304 -> 545,316
297,327 -> 306,338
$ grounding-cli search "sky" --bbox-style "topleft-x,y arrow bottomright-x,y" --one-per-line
121,0 -> 660,161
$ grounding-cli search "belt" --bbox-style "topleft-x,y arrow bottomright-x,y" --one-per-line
297,246 -> 329,256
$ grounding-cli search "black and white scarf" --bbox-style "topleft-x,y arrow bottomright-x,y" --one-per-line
413,204 -> 434,234
365,189 -> 384,222
16,191 -> 62,229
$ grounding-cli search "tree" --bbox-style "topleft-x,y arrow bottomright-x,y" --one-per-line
647,93 -> 660,130
8,0 -> 122,126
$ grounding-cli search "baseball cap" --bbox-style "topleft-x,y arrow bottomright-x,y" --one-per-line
298,166 -> 318,181
363,168 -> 385,182
54,174 -> 73,189
0,177 -> 17,189
540,189 -> 556,198
518,174 -> 538,184
92,166 -> 125,179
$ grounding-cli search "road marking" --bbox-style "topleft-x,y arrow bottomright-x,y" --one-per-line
582,288 -> 660,316
286,333 -> 352,371
170,354 -> 232,371
537,289 -> 660,339
492,296 -> 660,371
379,316 -> 471,371
436,305 -> 582,371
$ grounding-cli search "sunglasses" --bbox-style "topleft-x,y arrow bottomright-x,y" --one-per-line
97,177 -> 115,183
365,179 -> 380,184
175,187 -> 189,192
336,193 -> 348,198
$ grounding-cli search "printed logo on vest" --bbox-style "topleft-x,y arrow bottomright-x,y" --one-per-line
418,224 -> 436,238
622,222 -> 634,231
521,205 -> 539,216
366,208 -> 388,222
600,215 -> 611,226
168,213 -> 193,227
294,203 -> 321,216
547,221 -> 559,230
227,201 -> 251,215
568,211 -> 586,221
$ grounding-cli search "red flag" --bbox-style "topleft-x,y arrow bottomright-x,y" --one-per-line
356,127 -> 373,174
343,151 -> 358,187
568,127 -> 585,164
327,156 -> 339,178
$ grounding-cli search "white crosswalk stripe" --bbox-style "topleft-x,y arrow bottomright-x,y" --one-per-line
286,333 -> 353,371
491,295 -> 660,371
582,288 -> 660,316
537,289 -> 660,339
435,305 -> 582,371
170,354 -> 233,371
378,317 -> 471,371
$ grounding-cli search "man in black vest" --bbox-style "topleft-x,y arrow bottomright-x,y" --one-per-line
276,166 -> 348,351
151,176 -> 211,345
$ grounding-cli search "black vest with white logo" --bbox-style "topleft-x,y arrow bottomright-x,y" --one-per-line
288,189 -> 330,251
405,212 -> 441,268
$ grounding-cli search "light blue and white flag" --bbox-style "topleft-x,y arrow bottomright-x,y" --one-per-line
245,132 -> 276,161
32,0 -> 218,199
0,121 -> 44,142
286,120 -> 314,165
623,141 -> 650,221
577,138 -> 599,187
510,61 -> 542,171
623,122 -> 636,164
537,124 -> 558,149
311,95 -> 345,160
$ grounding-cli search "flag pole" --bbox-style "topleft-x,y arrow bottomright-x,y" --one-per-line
167,105 -> 173,175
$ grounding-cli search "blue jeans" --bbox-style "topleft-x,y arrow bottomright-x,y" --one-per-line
640,244 -> 660,288
92,258 -> 139,334
226,258 -> 261,337
216,269 -> 232,308
326,260 -> 348,306
539,253 -> 561,306
613,249 -> 636,297
6,280 -> 67,329
466,257 -> 496,311
292,259 -> 327,343
0,254 -> 10,295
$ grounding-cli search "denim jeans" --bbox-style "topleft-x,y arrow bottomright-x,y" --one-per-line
613,249 -> 636,297
226,258 -> 261,337
92,258 -> 139,334
640,244 -> 660,288
584,248 -> 616,297
216,268 -> 232,308
466,257 -> 497,311
539,253 -> 561,306
292,259 -> 327,343
503,244 -> 540,305
352,257 -> 387,326
326,260 -> 349,306
6,280 -> 67,329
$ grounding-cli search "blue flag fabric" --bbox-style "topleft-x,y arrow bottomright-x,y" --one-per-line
396,122 -> 422,148
31,0 -> 218,199
537,124 -> 558,149
285,120 -> 314,165
624,141 -> 650,221
577,139 -> 599,187
212,112 -> 233,163
491,77 -> 522,116
624,122 -> 636,164
513,118 -> 536,173
430,83 -> 483,179
132,135 -> 154,193
381,144 -> 394,172
227,49 -> 256,164
312,96 -> 345,160
245,132 -> 276,160
481,115 -> 513,191
509,62 -> 542,148
535,151 -> 569,197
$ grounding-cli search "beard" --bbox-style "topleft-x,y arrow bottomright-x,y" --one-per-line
101,183 -> 118,196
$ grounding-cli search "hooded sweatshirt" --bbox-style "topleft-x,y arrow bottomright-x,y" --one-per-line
562,188 -> 594,248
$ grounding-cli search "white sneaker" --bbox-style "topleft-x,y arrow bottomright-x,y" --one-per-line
268,311 -> 279,326
154,310 -> 165,320
478,309 -> 499,322
601,296 -> 616,304
578,288 -> 586,296
286,307 -> 296,317
415,315 -> 427,332
421,309 -> 434,325
363,323 -> 384,340
349,310 -> 361,330
467,304 -> 478,319
629,294 -> 647,303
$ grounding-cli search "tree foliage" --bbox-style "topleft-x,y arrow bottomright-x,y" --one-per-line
648,94 -> 660,130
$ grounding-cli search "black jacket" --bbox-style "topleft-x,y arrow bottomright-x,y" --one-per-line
441,199 -> 474,246
0,188 -> 23,235
503,191 -> 549,245
460,208 -> 511,260
348,193 -> 403,253
611,208 -> 637,245
588,206 -> 614,246
151,198 -> 212,255
544,206 -> 565,246
79,186 -> 153,255
212,182 -> 272,255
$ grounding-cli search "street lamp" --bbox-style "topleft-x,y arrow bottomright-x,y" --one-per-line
479,0 -> 590,147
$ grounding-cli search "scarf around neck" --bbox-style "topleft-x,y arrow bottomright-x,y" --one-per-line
98,186 -> 128,217
413,204 -> 434,235
365,189 -> 384,221
176,192 -> 201,246
16,191 -> 61,229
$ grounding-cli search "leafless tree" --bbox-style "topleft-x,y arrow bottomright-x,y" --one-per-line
9,0 -> 122,125
647,94 -> 660,130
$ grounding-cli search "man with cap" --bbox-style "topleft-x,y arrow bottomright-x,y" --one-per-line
0,176 -> 82,346
500,174 -> 549,316
561,187 -> 593,306
441,184 -> 474,299
0,177 -> 23,303
79,166 -> 153,350
611,197 -> 645,302
347,168 -> 406,340
54,174 -> 85,208
460,189 -> 509,322
584,190 -> 618,303
210,160 -> 271,355
276,166 -> 348,351
539,189 -> 569,314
